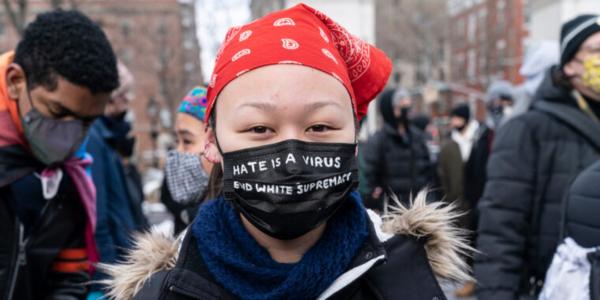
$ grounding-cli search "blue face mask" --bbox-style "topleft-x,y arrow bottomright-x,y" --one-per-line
21,91 -> 87,166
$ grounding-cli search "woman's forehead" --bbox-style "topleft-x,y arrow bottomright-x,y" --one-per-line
176,113 -> 205,132
216,64 -> 353,114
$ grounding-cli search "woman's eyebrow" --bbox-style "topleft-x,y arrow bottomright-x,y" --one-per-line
303,101 -> 343,113
236,101 -> 277,112
177,129 -> 195,137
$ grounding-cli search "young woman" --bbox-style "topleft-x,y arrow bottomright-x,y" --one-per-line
103,4 -> 471,300
162,86 -> 218,233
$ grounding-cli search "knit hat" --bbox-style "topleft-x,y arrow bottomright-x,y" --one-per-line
451,104 -> 470,122
485,80 -> 514,103
205,3 -> 392,123
560,14 -> 600,67
392,88 -> 409,107
178,86 -> 208,122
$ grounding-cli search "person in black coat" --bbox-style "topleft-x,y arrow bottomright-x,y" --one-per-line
363,88 -> 433,210
475,15 -> 600,299
562,159 -> 600,248
562,159 -> 600,299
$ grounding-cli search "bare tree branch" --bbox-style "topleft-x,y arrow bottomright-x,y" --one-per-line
2,0 -> 27,35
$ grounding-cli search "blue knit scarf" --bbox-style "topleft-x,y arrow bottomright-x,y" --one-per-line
191,191 -> 368,300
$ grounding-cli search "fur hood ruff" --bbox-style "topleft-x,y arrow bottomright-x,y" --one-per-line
100,192 -> 474,299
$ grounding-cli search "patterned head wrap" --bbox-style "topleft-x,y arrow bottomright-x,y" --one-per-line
178,86 -> 208,122
205,3 -> 392,122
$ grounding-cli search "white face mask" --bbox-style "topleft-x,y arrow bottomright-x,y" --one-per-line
503,106 -> 514,118
165,150 -> 209,204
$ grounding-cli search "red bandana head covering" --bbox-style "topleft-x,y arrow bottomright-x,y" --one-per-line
205,3 -> 392,122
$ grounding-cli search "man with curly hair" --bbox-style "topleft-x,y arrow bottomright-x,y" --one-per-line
0,10 -> 119,299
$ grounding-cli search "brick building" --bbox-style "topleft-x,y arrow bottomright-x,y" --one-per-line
448,0 -> 527,92
0,0 -> 203,172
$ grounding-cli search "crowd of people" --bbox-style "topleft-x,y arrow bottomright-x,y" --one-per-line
0,4 -> 599,300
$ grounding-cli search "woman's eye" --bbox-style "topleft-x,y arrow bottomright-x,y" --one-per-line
183,139 -> 193,145
250,126 -> 270,134
308,125 -> 331,132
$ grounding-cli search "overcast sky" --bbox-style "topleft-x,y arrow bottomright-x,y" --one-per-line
196,0 -> 251,81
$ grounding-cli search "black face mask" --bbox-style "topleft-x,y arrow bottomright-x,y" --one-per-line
397,107 -> 410,128
102,115 -> 135,157
221,139 -> 358,240
453,123 -> 467,132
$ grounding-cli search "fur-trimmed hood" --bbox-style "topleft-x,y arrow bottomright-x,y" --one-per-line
100,192 -> 473,300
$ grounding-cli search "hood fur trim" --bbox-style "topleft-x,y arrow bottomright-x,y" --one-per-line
381,190 -> 475,283
98,228 -> 182,300
102,192 -> 473,299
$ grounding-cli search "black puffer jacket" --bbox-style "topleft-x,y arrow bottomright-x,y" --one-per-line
562,159 -> 600,248
363,92 -> 433,208
475,69 -> 600,300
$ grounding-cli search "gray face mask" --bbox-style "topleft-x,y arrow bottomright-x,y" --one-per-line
165,150 -> 209,205
22,106 -> 87,166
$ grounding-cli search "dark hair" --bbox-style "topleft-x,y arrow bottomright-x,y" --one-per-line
551,66 -> 574,90
204,164 -> 223,200
14,10 -> 119,94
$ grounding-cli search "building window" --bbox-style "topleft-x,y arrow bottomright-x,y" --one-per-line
524,0 -> 532,24
478,8 -> 487,41
467,49 -> 476,81
497,39 -> 506,70
496,39 -> 506,50
456,18 -> 465,39
184,39 -> 194,50
121,21 -> 132,39
0,19 -> 5,39
497,0 -> 506,10
185,62 -> 194,72
157,22 -> 167,36
182,12 -> 192,27
497,0 -> 506,27
454,52 -> 465,80
468,14 -> 477,43
122,48 -> 134,66
478,50 -> 487,82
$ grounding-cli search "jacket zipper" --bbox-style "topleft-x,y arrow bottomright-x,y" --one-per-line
6,193 -> 54,300
169,285 -> 210,300
7,222 -> 27,300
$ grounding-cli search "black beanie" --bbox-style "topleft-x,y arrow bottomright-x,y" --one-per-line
560,14 -> 600,67
451,104 -> 470,122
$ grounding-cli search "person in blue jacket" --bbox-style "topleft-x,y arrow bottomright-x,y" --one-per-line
86,62 -> 143,299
